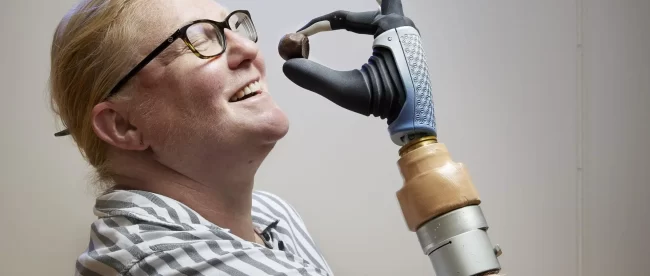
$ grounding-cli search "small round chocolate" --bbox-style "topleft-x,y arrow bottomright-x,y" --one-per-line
278,33 -> 310,61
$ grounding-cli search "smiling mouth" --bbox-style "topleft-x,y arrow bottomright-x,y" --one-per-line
229,81 -> 262,102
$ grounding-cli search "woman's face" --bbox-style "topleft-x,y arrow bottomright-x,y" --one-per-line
128,0 -> 289,172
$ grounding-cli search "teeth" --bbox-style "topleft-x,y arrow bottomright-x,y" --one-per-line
229,81 -> 262,102
250,81 -> 260,92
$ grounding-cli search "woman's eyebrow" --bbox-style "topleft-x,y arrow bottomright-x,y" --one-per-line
219,9 -> 229,20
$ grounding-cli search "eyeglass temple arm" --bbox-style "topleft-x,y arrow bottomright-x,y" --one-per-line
53,30 -> 184,137
54,129 -> 70,137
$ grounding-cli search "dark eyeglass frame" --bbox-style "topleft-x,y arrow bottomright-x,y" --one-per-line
54,10 -> 257,137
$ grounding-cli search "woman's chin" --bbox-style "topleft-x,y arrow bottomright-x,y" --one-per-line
267,112 -> 290,142
256,108 -> 290,144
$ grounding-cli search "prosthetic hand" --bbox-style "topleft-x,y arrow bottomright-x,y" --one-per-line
280,0 -> 502,275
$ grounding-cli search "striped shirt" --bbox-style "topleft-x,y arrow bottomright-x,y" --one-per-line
75,189 -> 333,275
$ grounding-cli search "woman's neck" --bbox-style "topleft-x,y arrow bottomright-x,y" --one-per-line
109,150 -> 260,243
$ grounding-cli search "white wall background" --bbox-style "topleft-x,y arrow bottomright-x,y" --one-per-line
0,0 -> 647,275
581,0 -> 650,275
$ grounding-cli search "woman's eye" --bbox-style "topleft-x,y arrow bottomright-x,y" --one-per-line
190,36 -> 209,47
192,38 -> 205,45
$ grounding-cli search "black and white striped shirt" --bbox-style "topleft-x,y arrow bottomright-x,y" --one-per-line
75,189 -> 333,275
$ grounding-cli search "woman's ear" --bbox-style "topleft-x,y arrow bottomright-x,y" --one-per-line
91,102 -> 148,151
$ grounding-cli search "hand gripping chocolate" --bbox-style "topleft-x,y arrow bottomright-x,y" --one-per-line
280,0 -> 503,275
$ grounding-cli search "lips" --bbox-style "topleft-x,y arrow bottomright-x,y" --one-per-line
229,81 -> 262,102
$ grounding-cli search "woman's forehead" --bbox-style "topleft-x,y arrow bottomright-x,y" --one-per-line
134,0 -> 230,52
168,0 -> 229,24
144,0 -> 228,32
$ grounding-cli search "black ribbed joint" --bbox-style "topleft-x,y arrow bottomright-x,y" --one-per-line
360,47 -> 406,124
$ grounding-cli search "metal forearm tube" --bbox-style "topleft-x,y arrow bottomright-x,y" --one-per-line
397,137 -> 502,276
417,206 -> 501,276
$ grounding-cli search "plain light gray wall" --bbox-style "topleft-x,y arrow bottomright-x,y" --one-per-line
582,0 -> 650,275
0,0 -> 647,275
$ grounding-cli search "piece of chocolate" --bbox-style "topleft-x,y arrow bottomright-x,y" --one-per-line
278,33 -> 310,61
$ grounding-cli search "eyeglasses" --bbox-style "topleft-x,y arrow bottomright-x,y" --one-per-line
54,10 -> 258,137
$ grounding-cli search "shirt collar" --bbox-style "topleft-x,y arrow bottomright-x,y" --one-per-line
94,189 -> 279,233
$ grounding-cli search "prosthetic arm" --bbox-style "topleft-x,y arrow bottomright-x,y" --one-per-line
279,0 -> 502,275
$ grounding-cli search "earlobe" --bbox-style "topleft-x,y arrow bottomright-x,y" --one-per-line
91,102 -> 149,151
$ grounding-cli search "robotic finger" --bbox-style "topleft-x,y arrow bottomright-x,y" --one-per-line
296,10 -> 380,37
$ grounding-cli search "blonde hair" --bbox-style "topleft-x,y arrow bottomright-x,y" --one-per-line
49,0 -> 147,186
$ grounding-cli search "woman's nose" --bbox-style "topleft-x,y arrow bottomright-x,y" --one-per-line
224,29 -> 259,70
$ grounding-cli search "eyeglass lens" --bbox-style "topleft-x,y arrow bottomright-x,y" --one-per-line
185,11 -> 256,57
228,12 -> 257,41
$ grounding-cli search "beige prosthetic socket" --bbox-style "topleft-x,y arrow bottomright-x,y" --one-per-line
396,137 -> 481,231
396,137 -> 501,276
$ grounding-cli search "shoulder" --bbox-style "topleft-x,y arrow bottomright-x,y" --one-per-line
75,196 -> 212,275
74,190 -> 212,275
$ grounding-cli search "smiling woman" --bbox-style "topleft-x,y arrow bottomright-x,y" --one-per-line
49,0 -> 334,275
